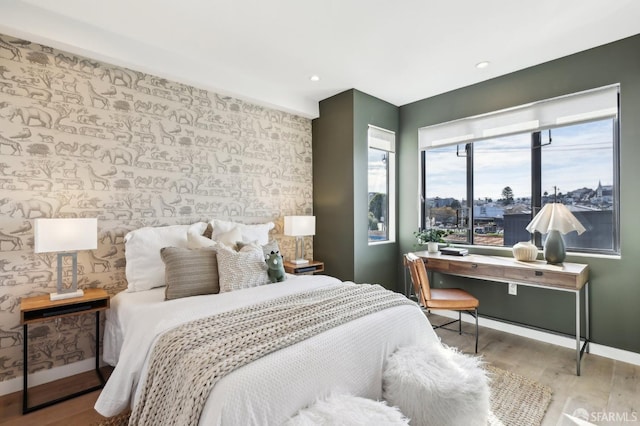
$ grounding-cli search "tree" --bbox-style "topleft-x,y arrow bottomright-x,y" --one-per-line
24,159 -> 64,178
449,199 -> 461,209
430,206 -> 457,226
368,212 -> 378,231
112,113 -> 139,131
501,186 -> 514,206
369,193 -> 386,220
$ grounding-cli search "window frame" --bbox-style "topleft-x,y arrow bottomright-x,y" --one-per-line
418,87 -> 621,256
368,125 -> 396,245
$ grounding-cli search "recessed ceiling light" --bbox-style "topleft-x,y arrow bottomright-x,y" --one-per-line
475,61 -> 490,69
310,75 -> 320,82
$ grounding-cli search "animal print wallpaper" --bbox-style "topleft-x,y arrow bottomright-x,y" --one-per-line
0,33 -> 313,385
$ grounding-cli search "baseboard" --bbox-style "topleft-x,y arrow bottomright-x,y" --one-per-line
0,357 -> 100,397
433,310 -> 640,367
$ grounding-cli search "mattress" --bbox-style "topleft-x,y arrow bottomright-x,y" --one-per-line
96,275 -> 437,424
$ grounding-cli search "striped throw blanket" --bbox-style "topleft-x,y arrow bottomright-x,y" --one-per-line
129,283 -> 415,425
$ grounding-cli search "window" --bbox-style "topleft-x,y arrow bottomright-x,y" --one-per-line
368,125 -> 396,243
418,85 -> 620,255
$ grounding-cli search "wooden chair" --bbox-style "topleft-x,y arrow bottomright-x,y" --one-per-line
404,252 -> 479,353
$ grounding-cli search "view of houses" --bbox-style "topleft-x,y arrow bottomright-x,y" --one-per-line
426,181 -> 614,249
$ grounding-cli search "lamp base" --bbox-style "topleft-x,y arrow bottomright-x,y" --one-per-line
544,229 -> 566,265
290,258 -> 310,265
50,289 -> 84,301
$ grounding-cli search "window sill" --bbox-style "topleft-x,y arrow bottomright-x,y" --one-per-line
368,240 -> 396,246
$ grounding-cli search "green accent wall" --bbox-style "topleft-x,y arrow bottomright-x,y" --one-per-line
398,34 -> 640,354
313,91 -> 355,281
313,89 -> 399,289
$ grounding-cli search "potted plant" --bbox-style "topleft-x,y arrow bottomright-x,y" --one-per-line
414,228 -> 451,253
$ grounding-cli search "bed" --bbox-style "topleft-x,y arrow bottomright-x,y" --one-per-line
94,222 -> 439,425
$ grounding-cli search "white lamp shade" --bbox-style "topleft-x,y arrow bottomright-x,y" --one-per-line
284,216 -> 316,237
34,218 -> 98,253
525,203 -> 586,236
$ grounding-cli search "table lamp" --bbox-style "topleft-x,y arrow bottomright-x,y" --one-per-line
34,218 -> 98,300
284,216 -> 315,265
525,203 -> 585,264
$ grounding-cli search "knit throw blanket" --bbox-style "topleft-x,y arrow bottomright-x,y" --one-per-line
128,283 -> 415,426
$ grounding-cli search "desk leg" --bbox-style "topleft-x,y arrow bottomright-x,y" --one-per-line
575,283 -> 591,376
22,324 -> 28,414
585,282 -> 590,354
403,266 -> 408,298
576,289 -> 581,376
95,311 -> 105,384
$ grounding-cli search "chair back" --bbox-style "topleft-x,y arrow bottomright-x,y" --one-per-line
404,253 -> 432,306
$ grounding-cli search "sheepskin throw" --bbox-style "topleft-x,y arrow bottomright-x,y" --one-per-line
286,394 -> 409,426
382,342 -> 490,426
129,283 -> 415,426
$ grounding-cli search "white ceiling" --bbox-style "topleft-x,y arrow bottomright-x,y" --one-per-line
1,0 -> 639,118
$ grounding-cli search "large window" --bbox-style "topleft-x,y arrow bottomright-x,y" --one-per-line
368,126 -> 396,243
419,85 -> 620,255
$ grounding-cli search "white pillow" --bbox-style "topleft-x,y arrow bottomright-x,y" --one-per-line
214,227 -> 243,249
237,240 -> 280,258
187,223 -> 217,249
217,245 -> 269,292
125,223 -> 205,292
188,224 -> 245,250
210,219 -> 274,245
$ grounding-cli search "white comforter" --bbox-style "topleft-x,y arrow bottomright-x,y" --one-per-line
95,275 -> 438,425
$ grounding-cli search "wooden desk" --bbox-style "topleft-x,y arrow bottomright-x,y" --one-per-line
414,251 -> 590,375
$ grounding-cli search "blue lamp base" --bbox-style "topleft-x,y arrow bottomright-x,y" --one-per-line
544,230 -> 566,264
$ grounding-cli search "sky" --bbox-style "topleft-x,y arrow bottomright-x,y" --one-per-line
368,148 -> 388,194
423,119 -> 614,201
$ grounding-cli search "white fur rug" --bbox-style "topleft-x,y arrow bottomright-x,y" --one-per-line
383,342 -> 490,426
285,394 -> 409,426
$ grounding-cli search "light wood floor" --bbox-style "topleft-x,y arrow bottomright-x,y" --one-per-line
1,317 -> 638,425
0,368 -> 112,426
429,314 -> 640,426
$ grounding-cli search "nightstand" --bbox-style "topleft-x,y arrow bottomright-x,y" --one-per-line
20,288 -> 109,414
284,260 -> 324,275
